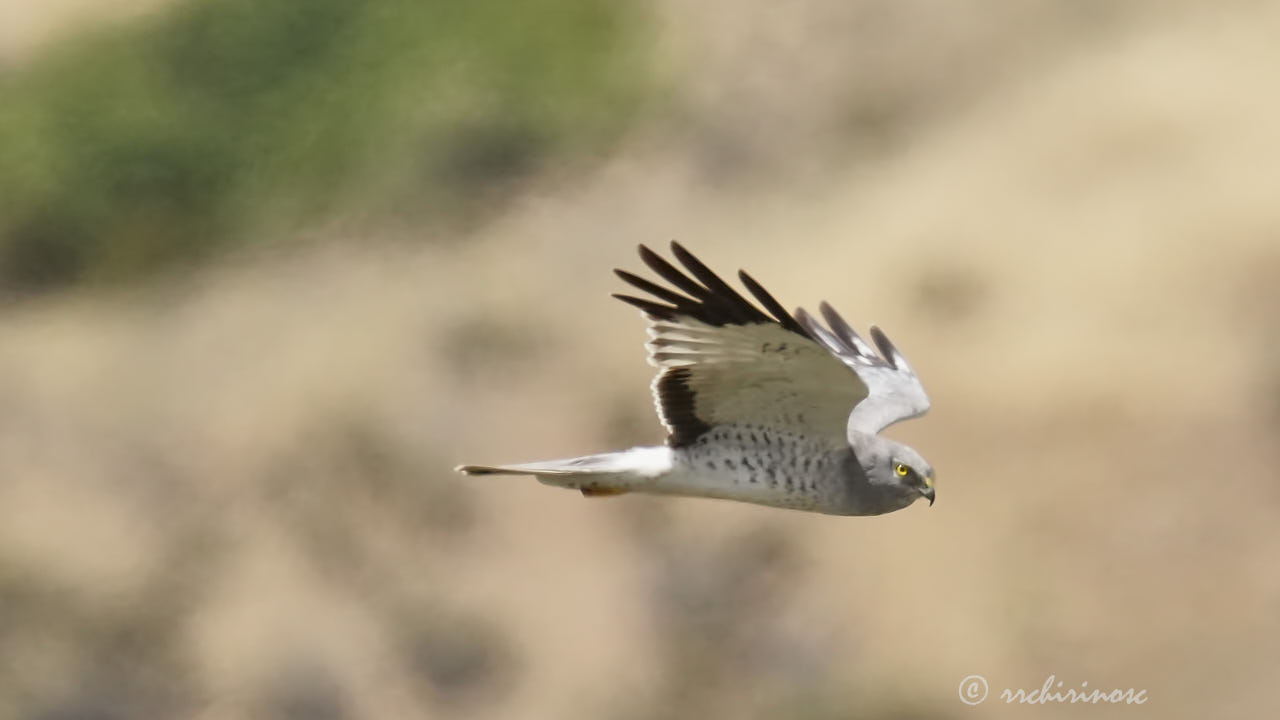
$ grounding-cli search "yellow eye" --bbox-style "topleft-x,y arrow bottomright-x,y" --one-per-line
894,463 -> 910,477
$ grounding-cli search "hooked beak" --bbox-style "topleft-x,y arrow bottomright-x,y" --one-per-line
920,475 -> 935,506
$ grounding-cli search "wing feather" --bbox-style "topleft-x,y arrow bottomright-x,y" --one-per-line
615,243 -> 930,446
669,243 -> 771,324
803,306 -> 931,433
615,244 -> 864,446
819,301 -> 878,358
737,269 -> 810,335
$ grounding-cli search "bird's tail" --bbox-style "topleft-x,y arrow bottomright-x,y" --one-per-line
455,446 -> 672,497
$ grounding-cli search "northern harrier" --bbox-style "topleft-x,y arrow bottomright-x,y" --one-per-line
456,243 -> 935,515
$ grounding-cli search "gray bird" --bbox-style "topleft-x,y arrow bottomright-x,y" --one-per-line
456,242 -> 935,515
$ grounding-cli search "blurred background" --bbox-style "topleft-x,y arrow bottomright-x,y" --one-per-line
1,0 -> 1278,718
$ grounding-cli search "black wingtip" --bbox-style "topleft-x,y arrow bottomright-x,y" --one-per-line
868,325 -> 899,367
669,244 -> 765,324
738,269 -> 808,336
636,244 -> 667,279
617,243 -> 815,340
638,243 -> 710,299
637,243 -> 664,269
613,293 -> 677,319
818,301 -> 868,356
615,268 -> 690,306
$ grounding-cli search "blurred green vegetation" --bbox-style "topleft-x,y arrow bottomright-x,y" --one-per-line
0,0 -> 649,293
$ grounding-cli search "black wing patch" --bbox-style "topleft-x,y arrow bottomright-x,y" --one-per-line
653,367 -> 711,447
613,242 -> 816,446
613,242 -> 810,335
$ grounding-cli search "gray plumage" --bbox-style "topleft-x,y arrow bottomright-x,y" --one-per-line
456,242 -> 936,516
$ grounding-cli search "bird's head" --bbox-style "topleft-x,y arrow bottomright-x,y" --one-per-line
855,436 -> 936,507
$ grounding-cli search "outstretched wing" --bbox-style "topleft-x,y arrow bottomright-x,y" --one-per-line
614,243 -> 862,447
794,302 -> 930,434
613,243 -> 922,448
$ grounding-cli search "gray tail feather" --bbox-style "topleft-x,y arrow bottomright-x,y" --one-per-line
455,451 -> 627,477
455,464 -> 525,476
456,447 -> 673,497
454,447 -> 671,480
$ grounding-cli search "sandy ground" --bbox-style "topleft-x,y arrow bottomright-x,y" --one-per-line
1,1 -> 1279,718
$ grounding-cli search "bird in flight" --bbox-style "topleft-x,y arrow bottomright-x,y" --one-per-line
456,243 -> 935,516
